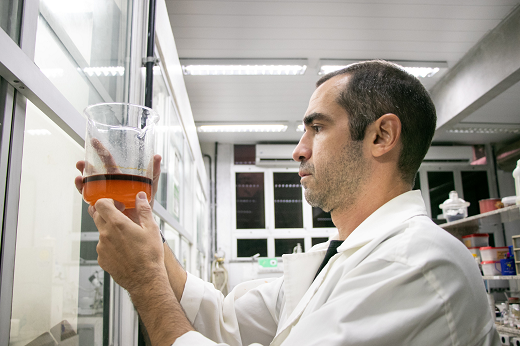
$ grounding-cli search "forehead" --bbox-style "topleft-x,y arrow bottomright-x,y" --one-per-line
305,74 -> 351,118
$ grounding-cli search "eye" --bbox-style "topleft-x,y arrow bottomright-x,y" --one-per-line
312,125 -> 322,133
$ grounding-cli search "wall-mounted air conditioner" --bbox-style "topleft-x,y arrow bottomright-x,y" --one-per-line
255,144 -> 299,167
422,146 -> 474,163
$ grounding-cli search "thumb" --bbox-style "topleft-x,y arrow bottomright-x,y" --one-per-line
135,191 -> 155,228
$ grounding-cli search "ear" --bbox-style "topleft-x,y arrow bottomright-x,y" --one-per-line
368,113 -> 401,158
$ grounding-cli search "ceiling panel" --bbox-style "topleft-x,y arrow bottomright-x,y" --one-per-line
165,0 -> 520,145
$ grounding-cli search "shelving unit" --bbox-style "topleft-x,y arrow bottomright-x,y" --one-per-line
439,205 -> 520,241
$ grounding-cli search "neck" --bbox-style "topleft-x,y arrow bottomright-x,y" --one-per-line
331,176 -> 410,241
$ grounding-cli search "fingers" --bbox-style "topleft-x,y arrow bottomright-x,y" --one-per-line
75,176 -> 84,194
91,138 -> 120,174
93,199 -> 128,231
135,192 -> 158,232
76,160 -> 85,173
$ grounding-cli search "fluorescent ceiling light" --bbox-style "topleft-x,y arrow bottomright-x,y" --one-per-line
180,58 -> 308,76
297,124 -> 305,132
81,66 -> 125,77
197,124 -> 288,133
447,123 -> 520,134
27,129 -> 51,136
317,59 -> 448,78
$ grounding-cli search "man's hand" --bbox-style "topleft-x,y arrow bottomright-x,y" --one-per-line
91,192 -> 164,292
91,193 -> 194,344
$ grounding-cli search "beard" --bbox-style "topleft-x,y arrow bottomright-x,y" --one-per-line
301,140 -> 367,213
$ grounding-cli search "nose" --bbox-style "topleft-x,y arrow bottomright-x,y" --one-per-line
292,134 -> 311,162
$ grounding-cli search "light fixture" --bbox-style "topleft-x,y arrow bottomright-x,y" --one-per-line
317,59 -> 448,78
81,66 -> 125,77
447,123 -> 520,134
180,59 -> 308,76
197,123 -> 288,133
296,124 -> 305,132
27,129 -> 52,136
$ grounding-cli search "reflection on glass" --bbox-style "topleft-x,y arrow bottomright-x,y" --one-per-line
153,70 -> 184,221
0,0 -> 23,42
234,145 -> 255,165
462,171 -> 490,216
427,171 -> 455,222
273,173 -> 303,228
312,207 -> 334,228
275,238 -> 305,257
35,0 -> 133,113
236,173 -> 265,229
237,239 -> 268,258
10,102 -> 85,344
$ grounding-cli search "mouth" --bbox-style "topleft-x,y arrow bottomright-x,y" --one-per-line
299,171 -> 311,178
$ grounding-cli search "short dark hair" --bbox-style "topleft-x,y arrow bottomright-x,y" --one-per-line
316,60 -> 437,185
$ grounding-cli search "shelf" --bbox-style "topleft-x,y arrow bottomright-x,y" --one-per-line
439,205 -> 520,231
483,275 -> 520,280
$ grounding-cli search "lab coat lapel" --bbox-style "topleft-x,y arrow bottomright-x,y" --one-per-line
271,191 -> 428,345
282,250 -> 327,317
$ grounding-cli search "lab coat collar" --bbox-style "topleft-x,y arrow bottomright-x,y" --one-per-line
274,190 -> 428,344
336,190 -> 427,252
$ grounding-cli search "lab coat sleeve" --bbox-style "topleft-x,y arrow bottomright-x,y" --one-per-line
177,273 -> 284,346
276,257 -> 497,346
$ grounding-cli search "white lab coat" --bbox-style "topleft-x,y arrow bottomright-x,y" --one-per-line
176,191 -> 500,346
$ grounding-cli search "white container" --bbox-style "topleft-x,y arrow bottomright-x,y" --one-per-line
462,234 -> 489,248
439,191 -> 470,222
468,247 -> 481,258
514,159 -> 520,206
480,246 -> 509,262
502,196 -> 517,207
481,261 -> 502,276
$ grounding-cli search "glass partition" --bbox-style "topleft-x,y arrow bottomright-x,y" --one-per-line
10,101 -> 85,345
153,69 -> 185,221
35,0 -> 133,112
0,0 -> 23,43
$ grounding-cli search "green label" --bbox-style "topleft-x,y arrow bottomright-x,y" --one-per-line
258,258 -> 278,268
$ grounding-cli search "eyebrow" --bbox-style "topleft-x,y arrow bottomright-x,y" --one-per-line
303,112 -> 334,126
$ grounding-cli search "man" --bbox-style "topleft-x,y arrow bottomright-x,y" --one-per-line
78,60 -> 499,345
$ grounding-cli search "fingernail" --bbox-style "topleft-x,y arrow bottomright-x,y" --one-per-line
138,191 -> 147,200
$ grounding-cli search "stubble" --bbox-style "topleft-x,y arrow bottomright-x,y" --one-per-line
301,140 -> 367,213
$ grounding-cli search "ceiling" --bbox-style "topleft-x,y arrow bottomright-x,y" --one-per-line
165,0 -> 520,146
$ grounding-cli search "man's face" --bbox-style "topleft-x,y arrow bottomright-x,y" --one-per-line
292,75 -> 368,213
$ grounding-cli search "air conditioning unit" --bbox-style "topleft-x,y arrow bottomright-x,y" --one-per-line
255,144 -> 299,167
423,146 -> 474,163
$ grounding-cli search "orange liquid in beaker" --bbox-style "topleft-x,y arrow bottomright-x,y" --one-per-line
83,174 -> 152,209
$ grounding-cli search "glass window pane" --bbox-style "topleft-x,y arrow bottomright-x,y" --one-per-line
0,0 -> 23,42
427,171 -> 455,222
273,173 -> 303,229
35,0 -> 133,112
462,171 -> 490,216
413,172 -> 421,191
234,145 -> 255,165
152,70 -> 184,220
312,237 -> 329,247
275,238 -> 304,257
10,101 -> 90,344
236,172 -> 265,229
237,239 -> 267,258
312,207 -> 334,228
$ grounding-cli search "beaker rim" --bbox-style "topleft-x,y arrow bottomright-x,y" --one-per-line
83,102 -> 160,124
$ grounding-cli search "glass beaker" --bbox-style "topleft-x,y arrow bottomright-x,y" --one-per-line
82,103 -> 159,208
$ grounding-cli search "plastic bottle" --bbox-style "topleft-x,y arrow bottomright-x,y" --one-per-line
514,159 -> 520,206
